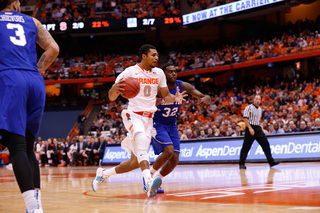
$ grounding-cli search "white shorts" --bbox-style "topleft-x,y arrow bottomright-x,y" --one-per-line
121,109 -> 153,156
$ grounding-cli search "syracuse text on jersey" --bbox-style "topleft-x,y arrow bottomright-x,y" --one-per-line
136,77 -> 159,84
0,13 -> 25,23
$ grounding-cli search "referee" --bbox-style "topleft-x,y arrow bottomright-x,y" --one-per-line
239,95 -> 280,169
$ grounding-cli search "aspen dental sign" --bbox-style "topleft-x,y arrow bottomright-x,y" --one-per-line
182,0 -> 285,25
102,132 -> 320,164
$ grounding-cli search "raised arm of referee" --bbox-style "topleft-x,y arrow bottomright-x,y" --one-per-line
239,95 -> 279,169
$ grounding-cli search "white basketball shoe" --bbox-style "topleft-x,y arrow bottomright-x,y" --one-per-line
143,177 -> 164,194
145,177 -> 162,198
92,167 -> 108,192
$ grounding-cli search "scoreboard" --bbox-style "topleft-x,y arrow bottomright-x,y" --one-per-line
42,17 -> 182,32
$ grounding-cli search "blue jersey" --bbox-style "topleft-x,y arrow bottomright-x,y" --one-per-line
0,11 -> 38,72
153,80 -> 182,125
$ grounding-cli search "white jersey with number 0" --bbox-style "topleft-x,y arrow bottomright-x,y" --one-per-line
115,64 -> 167,113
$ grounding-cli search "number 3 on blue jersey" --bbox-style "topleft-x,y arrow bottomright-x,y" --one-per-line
7,23 -> 27,46
162,107 -> 178,117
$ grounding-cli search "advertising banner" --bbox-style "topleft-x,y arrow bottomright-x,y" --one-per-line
102,132 -> 320,164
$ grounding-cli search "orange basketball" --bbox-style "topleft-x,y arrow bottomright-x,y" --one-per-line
121,77 -> 140,99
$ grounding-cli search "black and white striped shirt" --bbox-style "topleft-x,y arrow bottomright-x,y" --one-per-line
243,104 -> 261,126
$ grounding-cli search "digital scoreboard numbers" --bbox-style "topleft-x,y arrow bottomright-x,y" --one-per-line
142,18 -> 155,26
163,17 -> 182,25
91,21 -> 109,28
72,22 -> 84,30
141,17 -> 182,27
43,17 -> 183,32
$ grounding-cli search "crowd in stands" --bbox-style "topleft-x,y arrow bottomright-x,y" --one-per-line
39,0 -> 181,24
167,19 -> 320,72
82,75 -> 320,143
41,18 -> 320,80
42,54 -> 139,80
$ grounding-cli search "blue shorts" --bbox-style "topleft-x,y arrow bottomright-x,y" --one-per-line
0,70 -> 45,138
151,121 -> 180,155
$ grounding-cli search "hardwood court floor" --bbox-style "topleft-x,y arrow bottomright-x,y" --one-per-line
1,162 -> 320,213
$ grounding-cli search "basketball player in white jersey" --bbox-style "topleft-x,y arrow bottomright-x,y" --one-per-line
92,44 -> 186,198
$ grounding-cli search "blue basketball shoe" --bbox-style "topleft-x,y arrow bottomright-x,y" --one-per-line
157,187 -> 164,194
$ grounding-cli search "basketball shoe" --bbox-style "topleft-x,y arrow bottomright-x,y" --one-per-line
92,167 -> 108,192
143,177 -> 164,194
145,177 -> 162,198
157,187 -> 164,194
142,177 -> 148,193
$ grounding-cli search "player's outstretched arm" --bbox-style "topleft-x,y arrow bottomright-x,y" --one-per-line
33,18 -> 59,73
108,79 -> 125,101
181,81 -> 211,107
160,87 -> 187,104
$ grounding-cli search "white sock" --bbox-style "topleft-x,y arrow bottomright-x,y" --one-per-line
22,190 -> 38,212
142,169 -> 152,182
35,189 -> 42,209
102,167 -> 117,178
150,166 -> 157,176
154,172 -> 164,179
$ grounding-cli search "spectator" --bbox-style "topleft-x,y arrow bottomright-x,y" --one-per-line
214,129 -> 221,137
198,130 -> 207,138
67,138 -> 78,165
271,123 -> 285,134
84,137 -> 95,165
206,128 -> 214,137
40,140 -> 49,167
95,135 -> 107,164
180,130 -> 188,140
299,120 -> 311,132
72,135 -> 87,166
59,139 -> 72,167
312,118 -> 320,131
283,124 -> 291,133
78,112 -> 87,135
232,125 -> 243,137
288,120 -> 300,133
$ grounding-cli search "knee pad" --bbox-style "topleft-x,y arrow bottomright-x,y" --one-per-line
136,150 -> 149,164
135,132 -> 150,164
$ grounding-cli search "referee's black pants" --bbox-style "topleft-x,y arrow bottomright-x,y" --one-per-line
239,125 -> 275,166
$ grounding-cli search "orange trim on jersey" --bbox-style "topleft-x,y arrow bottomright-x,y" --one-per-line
137,63 -> 152,73
134,111 -> 153,118
129,124 -> 133,131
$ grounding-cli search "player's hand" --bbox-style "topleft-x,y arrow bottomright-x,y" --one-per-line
199,95 -> 211,107
156,97 -> 164,106
111,79 -> 125,95
249,128 -> 255,136
174,87 -> 187,103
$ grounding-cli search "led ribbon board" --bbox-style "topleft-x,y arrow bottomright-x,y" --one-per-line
102,132 -> 320,164
182,0 -> 285,25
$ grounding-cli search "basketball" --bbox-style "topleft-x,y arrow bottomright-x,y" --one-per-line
121,77 -> 140,99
